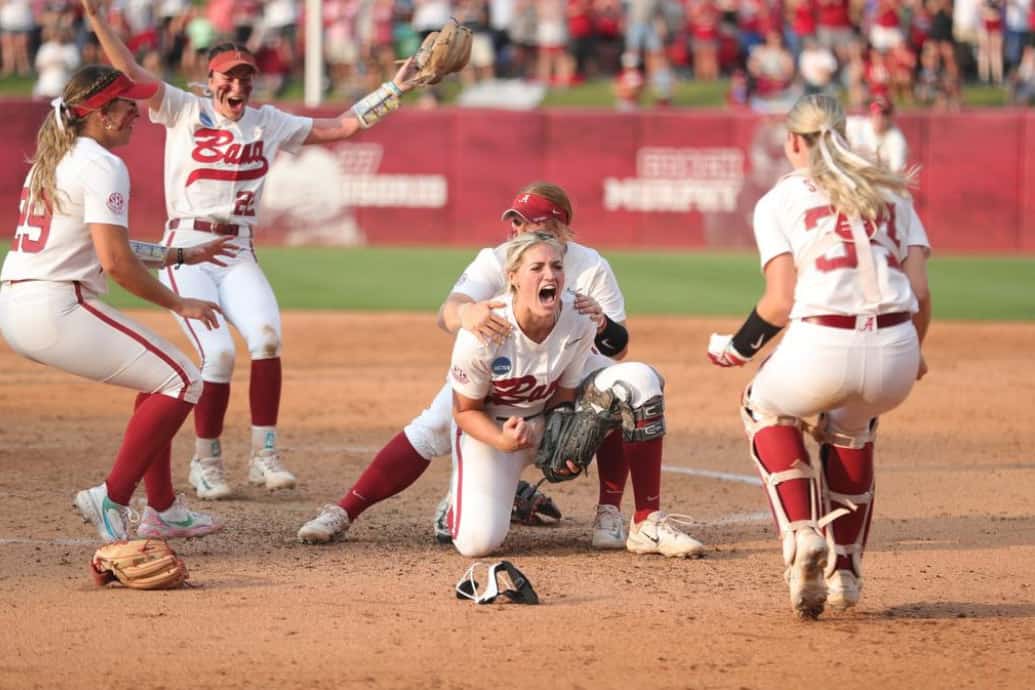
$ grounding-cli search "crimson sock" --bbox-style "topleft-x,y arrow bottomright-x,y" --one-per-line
626,437 -> 662,523
822,443 -> 875,573
106,394 -> 193,505
595,430 -> 628,507
339,432 -> 430,520
194,381 -> 231,439
250,358 -> 282,426
142,440 -> 176,512
753,425 -> 814,525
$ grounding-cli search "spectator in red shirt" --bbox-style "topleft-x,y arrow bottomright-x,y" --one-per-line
568,0 -> 597,79
689,0 -> 720,79
870,0 -> 905,53
978,0 -> 1005,83
784,0 -> 817,59
816,0 -> 854,61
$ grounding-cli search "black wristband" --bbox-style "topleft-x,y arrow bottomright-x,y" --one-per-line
595,315 -> 629,357
175,247 -> 184,269
730,308 -> 782,357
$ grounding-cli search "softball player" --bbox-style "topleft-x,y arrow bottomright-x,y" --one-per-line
299,183 -> 704,559
707,94 -> 932,618
0,65 -> 231,543
83,0 -> 423,499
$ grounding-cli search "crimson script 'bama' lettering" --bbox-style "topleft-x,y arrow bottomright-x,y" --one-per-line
187,128 -> 269,186
489,376 -> 559,406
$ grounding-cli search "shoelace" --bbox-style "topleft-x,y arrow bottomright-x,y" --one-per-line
317,505 -> 348,528
595,506 -> 624,531
257,453 -> 288,473
197,457 -> 226,480
655,512 -> 699,535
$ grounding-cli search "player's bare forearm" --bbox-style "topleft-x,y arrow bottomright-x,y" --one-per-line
304,114 -> 363,145
454,409 -> 511,451
82,2 -> 153,84
438,294 -> 475,334
913,294 -> 931,344
91,226 -> 181,311
756,254 -> 796,326
544,387 -> 576,410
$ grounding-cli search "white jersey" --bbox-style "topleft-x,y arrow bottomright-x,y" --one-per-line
1,137 -> 131,295
753,170 -> 930,319
150,84 -> 312,241
846,116 -> 908,173
450,292 -> 596,420
450,240 -> 627,323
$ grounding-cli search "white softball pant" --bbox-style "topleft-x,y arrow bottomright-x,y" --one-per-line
449,418 -> 545,557
404,353 -> 659,460
159,242 -> 281,383
0,281 -> 202,402
746,320 -> 920,437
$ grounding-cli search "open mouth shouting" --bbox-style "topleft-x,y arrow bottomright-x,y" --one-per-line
537,283 -> 558,308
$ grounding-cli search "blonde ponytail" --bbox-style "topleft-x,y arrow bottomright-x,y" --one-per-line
786,94 -> 916,220
27,65 -> 122,213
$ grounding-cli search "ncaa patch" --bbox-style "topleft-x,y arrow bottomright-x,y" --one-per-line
106,192 -> 125,214
491,357 -> 512,375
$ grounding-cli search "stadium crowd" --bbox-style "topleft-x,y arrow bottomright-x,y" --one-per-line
2,0 -> 1035,109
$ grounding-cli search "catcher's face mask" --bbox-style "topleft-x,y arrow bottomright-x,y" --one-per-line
455,561 -> 539,605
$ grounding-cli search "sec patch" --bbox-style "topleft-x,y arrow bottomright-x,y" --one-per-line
106,192 -> 125,214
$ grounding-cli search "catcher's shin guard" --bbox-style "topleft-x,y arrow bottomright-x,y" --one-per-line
741,393 -> 822,566
585,362 -> 666,443
816,416 -> 877,579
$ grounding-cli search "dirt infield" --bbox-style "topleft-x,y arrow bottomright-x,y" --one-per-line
1,312 -> 1033,690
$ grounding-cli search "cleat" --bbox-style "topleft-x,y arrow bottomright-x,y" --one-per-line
591,504 -> 628,549
136,495 -> 223,539
298,504 -> 351,544
433,494 -> 452,545
785,527 -> 829,620
248,450 -> 296,491
189,456 -> 233,500
826,569 -> 862,611
626,511 -> 705,558
74,483 -> 134,542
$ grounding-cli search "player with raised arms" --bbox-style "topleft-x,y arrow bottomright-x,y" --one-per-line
706,94 -> 932,618
0,64 -> 234,542
82,0 -> 439,499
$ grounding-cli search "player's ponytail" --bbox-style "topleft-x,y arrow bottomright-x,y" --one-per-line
29,65 -> 123,213
786,94 -> 916,220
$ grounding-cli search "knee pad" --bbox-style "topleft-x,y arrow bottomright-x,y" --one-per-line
248,325 -> 282,360
201,346 -> 236,383
586,362 -> 665,442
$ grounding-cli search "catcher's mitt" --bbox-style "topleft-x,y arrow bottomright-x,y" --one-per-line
535,389 -> 622,483
412,18 -> 472,85
90,539 -> 189,590
511,480 -> 562,525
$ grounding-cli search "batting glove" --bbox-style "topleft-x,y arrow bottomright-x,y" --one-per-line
707,333 -> 750,368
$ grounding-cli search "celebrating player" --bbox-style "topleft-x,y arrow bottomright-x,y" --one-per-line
299,182 -> 704,559
707,94 -> 932,618
82,0 -> 427,499
0,65 -> 233,542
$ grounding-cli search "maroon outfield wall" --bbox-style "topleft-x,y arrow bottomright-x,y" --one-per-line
2,100 -> 1034,251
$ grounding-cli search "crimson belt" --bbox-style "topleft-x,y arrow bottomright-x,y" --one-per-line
801,312 -> 912,329
169,219 -> 242,236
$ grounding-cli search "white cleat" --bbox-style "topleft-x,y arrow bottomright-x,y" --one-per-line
591,504 -> 628,550
826,569 -> 862,611
298,504 -> 351,544
626,511 -> 706,558
73,483 -> 134,543
248,450 -> 296,491
136,495 -> 224,539
433,494 -> 452,544
189,456 -> 233,500
785,527 -> 829,620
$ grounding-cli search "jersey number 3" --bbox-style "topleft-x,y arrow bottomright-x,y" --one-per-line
804,205 -> 901,273
12,188 -> 52,254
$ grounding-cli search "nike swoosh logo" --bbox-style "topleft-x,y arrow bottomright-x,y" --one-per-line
565,337 -> 585,348
165,516 -> 195,528
600,338 -> 615,350
750,334 -> 765,350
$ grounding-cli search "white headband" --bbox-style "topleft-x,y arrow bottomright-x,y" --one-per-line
50,97 -> 66,132
816,126 -> 871,191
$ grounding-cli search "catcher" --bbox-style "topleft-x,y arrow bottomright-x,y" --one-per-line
91,539 -> 189,590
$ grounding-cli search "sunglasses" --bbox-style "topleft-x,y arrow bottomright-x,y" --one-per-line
455,561 -> 539,605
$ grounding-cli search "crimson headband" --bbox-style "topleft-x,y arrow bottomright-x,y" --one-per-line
501,192 -> 571,226
69,73 -> 157,118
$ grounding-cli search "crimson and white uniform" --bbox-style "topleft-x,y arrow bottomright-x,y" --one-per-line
0,138 -> 201,402
448,293 -> 596,556
405,240 -> 631,460
151,84 -> 312,383
746,169 -> 929,445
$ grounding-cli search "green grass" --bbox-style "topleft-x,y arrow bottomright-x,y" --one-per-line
2,247 -> 1027,320
0,73 -> 1014,109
